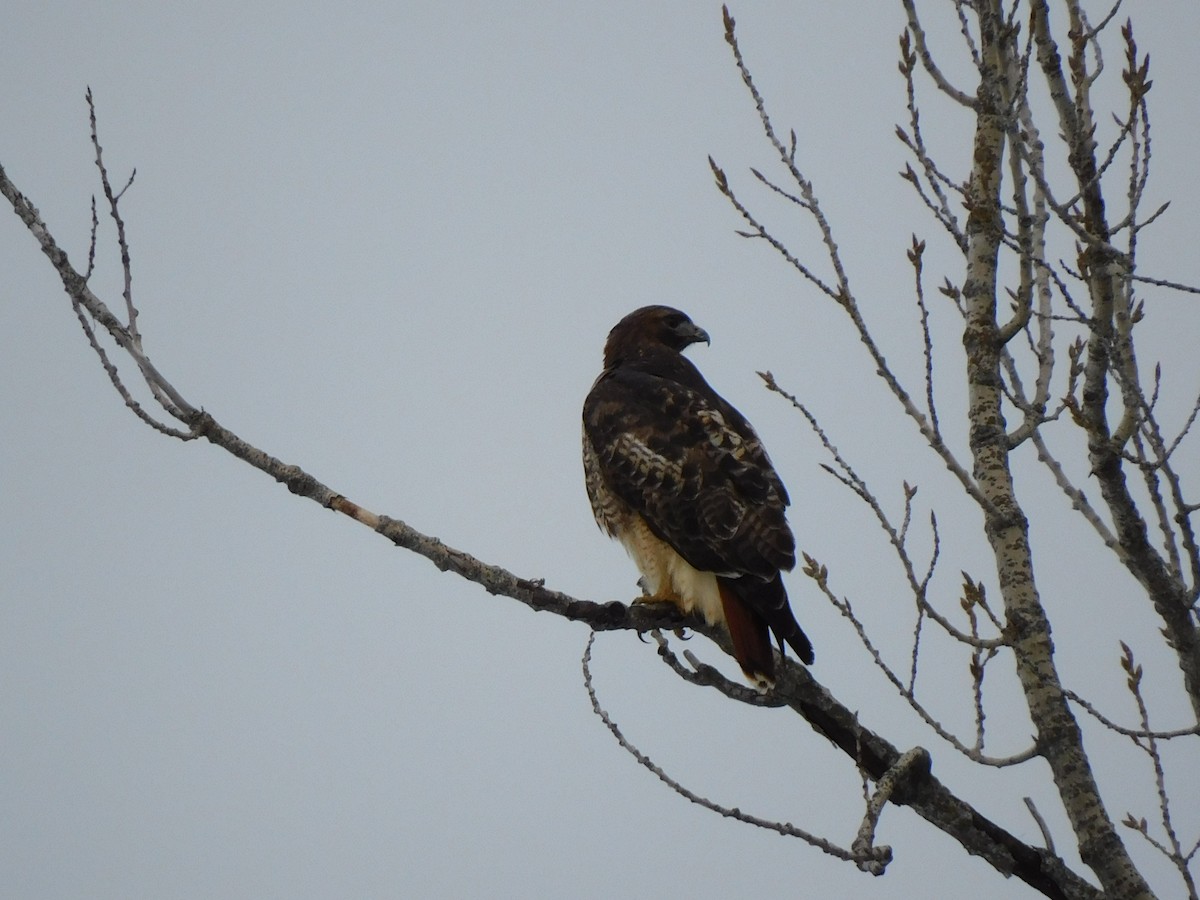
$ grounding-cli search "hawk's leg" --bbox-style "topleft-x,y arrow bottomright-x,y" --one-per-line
631,579 -> 692,640
632,577 -> 684,610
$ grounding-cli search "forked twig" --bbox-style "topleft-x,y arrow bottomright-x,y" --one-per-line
580,633 -> 888,869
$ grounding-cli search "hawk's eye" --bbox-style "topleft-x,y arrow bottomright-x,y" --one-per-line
664,313 -> 686,329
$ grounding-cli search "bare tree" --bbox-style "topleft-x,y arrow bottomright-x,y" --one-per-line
705,2 -> 1198,896
3,3 -> 1198,898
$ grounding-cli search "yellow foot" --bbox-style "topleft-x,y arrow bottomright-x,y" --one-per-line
632,590 -> 684,610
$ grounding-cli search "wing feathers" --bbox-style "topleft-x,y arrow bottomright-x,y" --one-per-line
583,366 -> 793,579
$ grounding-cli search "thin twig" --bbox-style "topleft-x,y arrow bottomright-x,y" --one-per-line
764,372 -> 1004,651
1024,797 -> 1057,854
1119,642 -> 1200,897
580,633 -> 883,867
1064,687 -> 1200,741
805,556 -> 1034,768
87,88 -> 139,343
901,0 -> 976,107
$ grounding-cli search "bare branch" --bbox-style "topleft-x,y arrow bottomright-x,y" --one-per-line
1064,687 -> 1200,742
70,297 -> 195,439
1030,0 -> 1200,722
1032,430 -> 1127,561
1128,271 -> 1200,295
804,553 -> 1033,768
718,24 -> 995,519
649,631 -> 785,708
87,88 -> 140,342
908,236 -> 941,440
0,155 -> 194,423
580,633 -> 882,867
763,372 -> 1003,650
900,0 -> 976,107
1119,642 -> 1200,897
1026,797 -> 1058,855
709,158 -> 841,302
852,747 -> 929,875
897,28 -> 967,251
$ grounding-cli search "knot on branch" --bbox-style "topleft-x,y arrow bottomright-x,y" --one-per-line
278,464 -> 318,496
187,409 -> 215,437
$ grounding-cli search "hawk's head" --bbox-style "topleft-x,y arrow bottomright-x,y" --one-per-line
603,305 -> 710,368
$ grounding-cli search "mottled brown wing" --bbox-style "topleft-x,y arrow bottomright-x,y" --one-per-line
582,366 -> 794,579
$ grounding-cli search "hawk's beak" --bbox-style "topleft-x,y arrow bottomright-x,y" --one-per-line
688,324 -> 711,346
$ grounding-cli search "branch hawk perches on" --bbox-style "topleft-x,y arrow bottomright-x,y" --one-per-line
582,306 -> 814,685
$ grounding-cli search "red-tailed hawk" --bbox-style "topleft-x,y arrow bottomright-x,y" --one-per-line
582,305 -> 814,686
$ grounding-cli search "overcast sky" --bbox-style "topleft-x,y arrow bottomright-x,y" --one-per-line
3,3 -> 1199,898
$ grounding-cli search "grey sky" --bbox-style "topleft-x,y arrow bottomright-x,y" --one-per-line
3,3 -> 1199,898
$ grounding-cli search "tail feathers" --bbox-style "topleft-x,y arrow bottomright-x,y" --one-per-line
718,575 -> 814,684
717,580 -> 776,684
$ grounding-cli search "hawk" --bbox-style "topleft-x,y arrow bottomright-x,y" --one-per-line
582,305 -> 814,686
